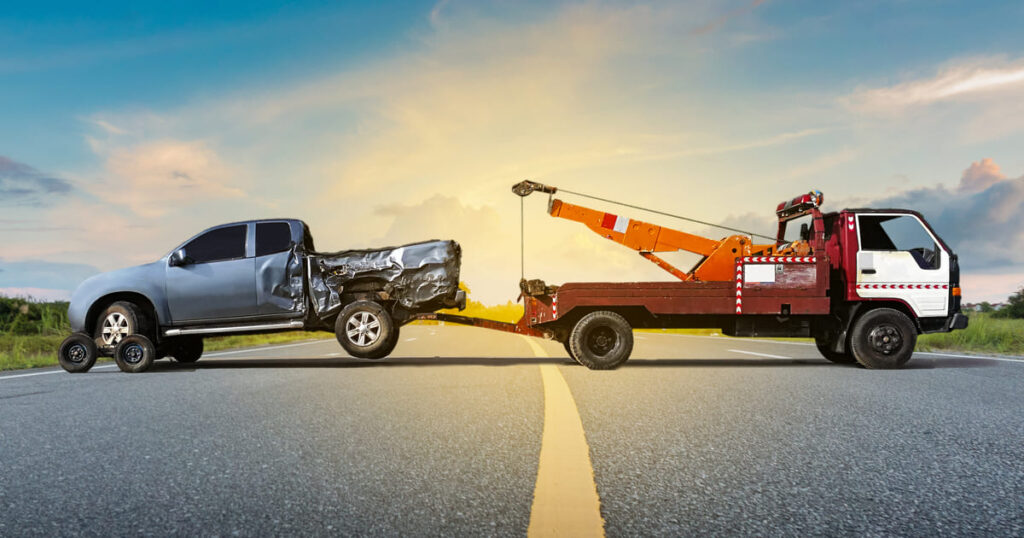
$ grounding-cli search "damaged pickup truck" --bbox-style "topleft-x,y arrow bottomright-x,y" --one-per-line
58,219 -> 464,373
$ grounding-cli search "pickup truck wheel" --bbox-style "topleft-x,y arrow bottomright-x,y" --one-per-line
114,334 -> 156,373
814,334 -> 856,364
569,311 -> 633,370
94,301 -> 151,350
58,333 -> 98,373
170,337 -> 204,363
849,308 -> 917,369
335,301 -> 396,359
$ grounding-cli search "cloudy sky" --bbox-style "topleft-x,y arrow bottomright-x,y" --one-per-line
3,0 -> 1024,304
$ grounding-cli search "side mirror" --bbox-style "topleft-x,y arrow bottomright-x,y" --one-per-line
168,249 -> 190,267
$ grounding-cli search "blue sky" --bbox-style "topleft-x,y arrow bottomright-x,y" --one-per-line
4,0 -> 1024,303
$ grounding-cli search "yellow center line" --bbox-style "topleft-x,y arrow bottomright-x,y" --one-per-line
521,336 -> 605,538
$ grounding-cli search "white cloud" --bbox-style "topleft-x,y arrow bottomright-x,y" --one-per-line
86,139 -> 244,217
848,57 -> 1024,112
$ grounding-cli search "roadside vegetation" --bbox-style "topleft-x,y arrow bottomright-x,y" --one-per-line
4,287 -> 1024,371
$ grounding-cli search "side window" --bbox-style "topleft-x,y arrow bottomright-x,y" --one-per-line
184,225 -> 247,263
859,215 -> 940,269
256,222 -> 293,256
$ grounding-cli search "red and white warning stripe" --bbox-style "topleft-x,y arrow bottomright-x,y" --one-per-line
857,284 -> 949,290
552,296 -> 558,318
735,262 -> 744,314
741,256 -> 816,263
600,213 -> 630,234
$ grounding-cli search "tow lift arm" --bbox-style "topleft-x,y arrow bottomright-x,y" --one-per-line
513,180 -> 806,282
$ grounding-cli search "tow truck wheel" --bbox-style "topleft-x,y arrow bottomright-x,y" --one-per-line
58,333 -> 98,373
114,334 -> 156,373
569,311 -> 633,370
814,334 -> 856,364
563,339 -> 581,365
335,301 -> 396,359
849,308 -> 917,369
170,337 -> 204,363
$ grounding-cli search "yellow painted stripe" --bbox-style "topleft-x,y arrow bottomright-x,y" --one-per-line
522,336 -> 605,537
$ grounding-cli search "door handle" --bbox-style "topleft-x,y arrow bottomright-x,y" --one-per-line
861,269 -> 876,275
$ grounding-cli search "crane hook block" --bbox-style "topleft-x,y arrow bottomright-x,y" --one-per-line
512,180 -> 558,197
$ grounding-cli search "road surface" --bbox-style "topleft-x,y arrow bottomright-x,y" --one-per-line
1,325 -> 1022,536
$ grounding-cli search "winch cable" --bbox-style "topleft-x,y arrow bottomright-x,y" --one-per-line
520,195 -> 525,281
554,187 -> 777,242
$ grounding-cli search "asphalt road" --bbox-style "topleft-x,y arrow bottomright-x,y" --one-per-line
1,325 -> 1022,536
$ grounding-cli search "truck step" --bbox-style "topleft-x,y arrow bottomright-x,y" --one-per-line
163,320 -> 304,337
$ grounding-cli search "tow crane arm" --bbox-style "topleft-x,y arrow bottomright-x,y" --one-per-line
513,180 -> 791,282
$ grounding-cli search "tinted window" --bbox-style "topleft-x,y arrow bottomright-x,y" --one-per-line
859,215 -> 939,269
185,225 -> 247,263
256,222 -> 293,256
783,214 -> 813,243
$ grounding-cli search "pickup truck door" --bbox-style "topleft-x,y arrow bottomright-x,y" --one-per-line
254,221 -> 305,316
166,223 -> 257,322
855,213 -> 949,317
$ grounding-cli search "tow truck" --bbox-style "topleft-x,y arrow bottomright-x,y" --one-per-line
417,181 -> 968,370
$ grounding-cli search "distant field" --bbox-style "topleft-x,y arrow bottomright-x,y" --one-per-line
1,295 -> 1020,371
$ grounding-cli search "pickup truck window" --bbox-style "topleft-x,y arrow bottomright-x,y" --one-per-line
256,222 -> 292,256
184,224 -> 247,263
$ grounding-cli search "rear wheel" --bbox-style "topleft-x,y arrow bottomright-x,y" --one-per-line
563,339 -> 581,365
58,333 -> 98,373
849,308 -> 917,369
814,334 -> 856,364
114,334 -> 156,373
569,311 -> 633,370
335,301 -> 396,359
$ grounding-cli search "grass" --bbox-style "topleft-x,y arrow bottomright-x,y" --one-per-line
917,313 -> 1024,355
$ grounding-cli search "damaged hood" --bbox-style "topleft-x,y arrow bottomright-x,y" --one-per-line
308,239 -> 461,318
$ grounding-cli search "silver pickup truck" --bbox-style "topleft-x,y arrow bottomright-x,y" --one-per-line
58,219 -> 464,373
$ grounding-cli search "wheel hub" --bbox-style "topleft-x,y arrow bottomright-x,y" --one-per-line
586,326 -> 617,356
101,312 -> 130,346
122,343 -> 144,364
346,311 -> 381,347
868,324 -> 902,355
67,343 -> 87,363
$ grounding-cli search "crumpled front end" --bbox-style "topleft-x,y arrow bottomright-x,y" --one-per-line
308,240 -> 462,319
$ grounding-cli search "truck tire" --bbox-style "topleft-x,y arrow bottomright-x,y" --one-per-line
169,337 -> 204,363
849,308 -> 917,369
58,333 -> 98,373
335,301 -> 396,359
814,334 -> 856,364
569,311 -> 633,370
95,301 -> 151,350
114,334 -> 156,373
563,339 -> 581,365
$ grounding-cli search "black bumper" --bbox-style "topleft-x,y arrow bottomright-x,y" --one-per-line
947,312 -> 969,331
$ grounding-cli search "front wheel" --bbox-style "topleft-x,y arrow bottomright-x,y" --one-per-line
849,308 -> 917,369
335,301 -> 396,359
94,301 -> 151,350
568,311 -> 634,370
